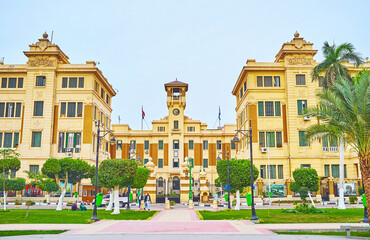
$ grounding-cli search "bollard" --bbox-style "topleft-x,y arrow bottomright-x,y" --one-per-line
213,200 -> 218,210
188,200 -> 194,210
165,199 -> 170,210
140,200 -> 145,211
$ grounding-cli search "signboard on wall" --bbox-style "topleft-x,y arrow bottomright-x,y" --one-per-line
338,183 -> 356,196
265,184 -> 285,197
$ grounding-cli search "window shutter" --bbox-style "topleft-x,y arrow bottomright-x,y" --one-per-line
297,100 -> 302,115
258,101 -> 264,116
275,101 -> 281,116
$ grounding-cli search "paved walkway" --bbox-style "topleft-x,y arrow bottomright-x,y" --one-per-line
1,206 -> 367,236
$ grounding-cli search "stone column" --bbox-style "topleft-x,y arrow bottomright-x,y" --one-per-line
144,159 -> 157,203
257,179 -> 264,197
286,178 -> 293,199
328,177 -> 335,201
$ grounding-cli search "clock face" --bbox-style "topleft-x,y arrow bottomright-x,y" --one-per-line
173,108 -> 180,116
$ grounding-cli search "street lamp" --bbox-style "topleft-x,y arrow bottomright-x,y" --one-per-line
217,147 -> 231,209
232,120 -> 258,221
128,150 -> 142,210
182,157 -> 194,201
91,120 -> 116,221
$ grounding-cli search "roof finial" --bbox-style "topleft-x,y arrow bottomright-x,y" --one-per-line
176,77 -> 178,81
294,31 -> 300,38
43,32 -> 48,39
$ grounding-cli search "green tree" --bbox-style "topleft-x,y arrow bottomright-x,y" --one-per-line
42,158 -> 93,210
0,149 -> 21,211
25,171 -> 59,204
216,159 -> 258,210
290,168 -> 319,204
311,41 -> 363,88
132,167 -> 150,189
305,70 -> 370,219
98,159 -> 137,214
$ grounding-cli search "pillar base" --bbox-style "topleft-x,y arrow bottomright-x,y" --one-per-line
165,199 -> 170,210
140,200 -> 145,211
213,200 -> 218,210
188,200 -> 194,210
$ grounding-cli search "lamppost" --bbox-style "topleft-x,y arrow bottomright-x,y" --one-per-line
129,150 -> 142,210
232,120 -> 258,221
91,120 -> 116,221
216,147 -> 231,209
182,157 -> 194,201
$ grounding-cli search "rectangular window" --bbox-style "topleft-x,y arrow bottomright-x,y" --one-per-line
67,102 -> 76,117
217,140 -> 222,150
259,132 -> 265,147
266,132 -> 275,147
344,164 -> 347,178
60,102 -> 66,117
77,102 -> 83,117
203,159 -> 208,168
62,77 -> 68,88
15,103 -> 21,117
264,76 -> 273,87
265,101 -> 274,116
58,132 -> 65,152
173,140 -> 179,150
78,77 -> 84,88
94,106 -> 97,120
174,120 -> 179,129
29,165 -> 39,175
1,78 -> 7,88
187,127 -> 195,132
322,136 -> 329,151
158,159 -> 164,168
0,103 -> 4,117
101,88 -> 104,98
299,131 -> 309,147
158,140 -> 163,150
269,165 -> 276,179
296,74 -> 306,85
329,136 -> 338,151
36,76 -> 46,86
33,101 -> 44,116
203,140 -> 208,150
231,140 -> 236,149
301,164 -> 311,169
258,101 -> 264,116
144,158 -> 149,165
94,81 -> 98,92
106,94 -> 109,104
189,140 -> 194,150
3,133 -> 12,148
239,88 -> 243,99
130,140 -> 136,150
243,81 -> 247,92
331,165 -> 339,178
276,132 -> 282,148
0,132 -> 2,147
17,78 -> 23,88
173,158 -> 179,168
257,76 -> 263,87
297,100 -> 307,116
116,140 -> 122,150
324,165 -> 330,177
8,78 -> 17,88
260,165 -> 266,179
69,77 -> 77,88
157,126 -> 165,132
144,140 -> 149,150
274,76 -> 280,87
275,101 -> 281,116
31,131 -> 42,147
278,165 -> 283,179
6,103 -> 15,117
13,132 -> 19,148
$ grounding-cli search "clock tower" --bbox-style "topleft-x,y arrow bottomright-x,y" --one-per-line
164,78 -> 188,119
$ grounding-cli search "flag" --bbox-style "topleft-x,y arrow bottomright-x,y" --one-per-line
218,106 -> 221,120
142,106 -> 145,119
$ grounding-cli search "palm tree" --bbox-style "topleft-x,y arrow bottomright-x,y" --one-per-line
305,71 -> 370,220
311,41 -> 364,88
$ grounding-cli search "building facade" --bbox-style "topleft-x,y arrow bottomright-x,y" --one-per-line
112,80 -> 237,203
0,33 -> 116,198
232,32 -> 370,200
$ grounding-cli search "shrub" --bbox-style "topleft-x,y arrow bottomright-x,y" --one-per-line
232,199 -> 236,206
43,199 -> 47,203
26,200 -> 35,206
170,200 -> 176,206
15,199 -> 22,205
349,196 -> 358,204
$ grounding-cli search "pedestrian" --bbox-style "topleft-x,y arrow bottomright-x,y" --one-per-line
138,193 -> 143,208
71,201 -> 77,211
144,193 -> 151,211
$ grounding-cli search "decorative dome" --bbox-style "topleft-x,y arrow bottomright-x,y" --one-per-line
294,31 -> 300,38
43,32 -> 48,39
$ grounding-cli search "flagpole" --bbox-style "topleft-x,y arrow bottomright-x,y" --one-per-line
218,106 -> 221,129
141,106 -> 143,130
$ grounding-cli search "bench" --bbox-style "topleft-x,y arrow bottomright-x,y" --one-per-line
340,225 -> 370,238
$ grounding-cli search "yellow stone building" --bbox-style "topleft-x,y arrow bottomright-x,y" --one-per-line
112,80 -> 237,203
232,32 -> 370,200
0,33 -> 116,200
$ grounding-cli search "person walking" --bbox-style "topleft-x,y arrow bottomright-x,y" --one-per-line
144,193 -> 151,211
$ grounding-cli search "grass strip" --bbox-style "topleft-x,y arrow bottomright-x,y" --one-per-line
198,208 -> 363,223
0,230 -> 67,237
0,209 -> 157,224
275,231 -> 370,238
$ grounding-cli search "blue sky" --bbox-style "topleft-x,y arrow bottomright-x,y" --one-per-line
1,1 -> 369,129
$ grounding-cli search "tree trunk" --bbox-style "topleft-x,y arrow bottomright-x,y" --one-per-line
308,191 -> 316,207
338,138 -> 346,209
3,191 -> 7,211
359,152 -> 370,225
106,188 -> 114,211
56,189 -> 66,211
112,186 -> 120,214
46,192 -> 50,204
234,190 -> 240,210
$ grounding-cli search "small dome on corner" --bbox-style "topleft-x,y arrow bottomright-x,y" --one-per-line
43,32 -> 48,39
294,31 -> 300,38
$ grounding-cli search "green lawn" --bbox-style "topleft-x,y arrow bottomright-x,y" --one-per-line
0,209 -> 157,224
276,231 -> 370,238
0,230 -> 67,237
198,208 -> 364,223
